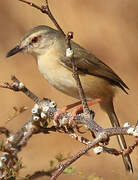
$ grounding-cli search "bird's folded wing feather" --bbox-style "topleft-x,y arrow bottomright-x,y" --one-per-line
60,41 -> 129,93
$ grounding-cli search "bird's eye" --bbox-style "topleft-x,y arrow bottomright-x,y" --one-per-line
31,36 -> 39,43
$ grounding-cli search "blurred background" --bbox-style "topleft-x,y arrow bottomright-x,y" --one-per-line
0,0 -> 138,179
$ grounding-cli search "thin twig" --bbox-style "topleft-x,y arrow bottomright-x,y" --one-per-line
18,0 -> 65,35
0,75 -> 40,103
0,127 -> 11,137
51,135 -> 103,180
26,169 -> 57,179
66,32 -> 90,115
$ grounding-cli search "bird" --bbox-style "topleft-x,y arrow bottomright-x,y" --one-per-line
6,25 -> 133,173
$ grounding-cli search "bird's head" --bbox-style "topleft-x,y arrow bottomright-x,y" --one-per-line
6,25 -> 60,58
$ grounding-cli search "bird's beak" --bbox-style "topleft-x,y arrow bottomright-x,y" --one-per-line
6,45 -> 23,58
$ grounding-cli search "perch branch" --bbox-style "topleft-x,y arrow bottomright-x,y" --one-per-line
0,0 -> 137,179
0,76 -> 138,179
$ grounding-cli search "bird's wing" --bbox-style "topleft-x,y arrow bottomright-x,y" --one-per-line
60,41 -> 129,94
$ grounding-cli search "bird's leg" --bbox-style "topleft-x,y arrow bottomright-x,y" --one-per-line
54,98 -> 101,127
69,98 -> 101,126
54,101 -> 82,125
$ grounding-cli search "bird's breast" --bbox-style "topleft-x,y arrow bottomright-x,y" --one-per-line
37,53 -> 79,96
37,53 -> 116,100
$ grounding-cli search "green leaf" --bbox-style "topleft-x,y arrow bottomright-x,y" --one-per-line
64,167 -> 76,174
49,160 -> 55,168
55,153 -> 64,162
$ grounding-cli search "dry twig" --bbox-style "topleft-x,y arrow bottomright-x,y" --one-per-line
0,64 -> 137,180
0,0 -> 137,179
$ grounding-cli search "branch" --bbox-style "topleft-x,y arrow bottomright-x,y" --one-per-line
25,169 -> 56,179
0,127 -> 11,137
0,76 -> 138,179
0,75 -> 40,103
0,0 -> 137,179
18,0 -> 65,35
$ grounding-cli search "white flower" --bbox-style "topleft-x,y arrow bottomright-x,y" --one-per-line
7,135 -> 14,142
127,127 -> 134,134
42,106 -> 49,112
0,156 -> 6,162
33,116 -> 40,121
49,101 -> 56,108
41,112 -> 46,119
66,48 -> 73,58
18,82 -> 24,89
133,126 -> 138,137
24,132 -> 28,136
123,122 -> 131,128
32,104 -> 39,114
93,146 -> 103,154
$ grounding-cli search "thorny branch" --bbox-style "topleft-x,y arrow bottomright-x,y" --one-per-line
0,76 -> 138,180
0,73 -> 138,179
0,0 -> 137,179
66,32 -> 90,115
65,32 -> 102,135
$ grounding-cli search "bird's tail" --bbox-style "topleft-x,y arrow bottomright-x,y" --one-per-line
100,99 -> 133,173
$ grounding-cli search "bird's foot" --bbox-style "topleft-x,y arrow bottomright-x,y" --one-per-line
54,101 -> 82,126
69,98 -> 101,127
53,98 -> 101,128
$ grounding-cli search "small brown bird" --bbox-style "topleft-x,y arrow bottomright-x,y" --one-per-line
6,25 -> 133,172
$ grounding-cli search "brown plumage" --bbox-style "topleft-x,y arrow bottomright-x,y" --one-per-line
6,25 -> 133,172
